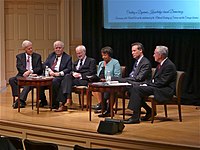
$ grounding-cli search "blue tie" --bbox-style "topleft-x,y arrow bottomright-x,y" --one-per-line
129,60 -> 138,77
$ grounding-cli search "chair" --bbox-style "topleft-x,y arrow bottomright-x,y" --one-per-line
0,136 -> 24,150
6,136 -> 24,150
74,144 -> 111,150
120,66 -> 126,78
147,70 -> 185,123
24,139 -> 58,150
72,85 -> 88,110
114,66 -> 126,114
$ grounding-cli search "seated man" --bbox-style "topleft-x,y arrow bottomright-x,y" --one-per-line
123,45 -> 177,124
92,46 -> 121,117
9,40 -> 43,108
112,42 -> 152,86
54,45 -> 97,112
39,41 -> 72,108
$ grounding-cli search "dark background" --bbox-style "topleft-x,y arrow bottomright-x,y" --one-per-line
82,0 -> 200,105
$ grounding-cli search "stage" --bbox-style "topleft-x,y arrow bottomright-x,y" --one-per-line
0,86 -> 199,150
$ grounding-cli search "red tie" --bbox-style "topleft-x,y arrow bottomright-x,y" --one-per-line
51,57 -> 58,71
157,64 -> 161,70
26,56 -> 30,70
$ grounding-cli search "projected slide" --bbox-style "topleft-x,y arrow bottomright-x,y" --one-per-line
103,0 -> 200,29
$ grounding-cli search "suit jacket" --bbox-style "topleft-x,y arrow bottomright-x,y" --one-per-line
44,52 -> 72,75
148,58 -> 177,102
72,57 -> 97,80
16,52 -> 43,76
97,58 -> 121,78
117,56 -> 152,85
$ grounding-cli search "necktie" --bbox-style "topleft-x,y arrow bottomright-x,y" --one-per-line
78,59 -> 83,70
26,56 -> 30,70
80,59 -> 83,66
129,60 -> 138,77
157,64 -> 161,70
51,56 -> 58,71
152,64 -> 161,80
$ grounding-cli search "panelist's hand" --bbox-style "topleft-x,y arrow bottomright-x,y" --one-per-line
54,72 -> 60,77
100,78 -> 106,82
30,74 -> 37,77
72,72 -> 81,78
49,70 -> 60,77
23,70 -> 31,77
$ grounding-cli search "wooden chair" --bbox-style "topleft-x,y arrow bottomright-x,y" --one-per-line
120,66 -> 126,79
147,70 -> 185,123
114,66 -> 126,114
24,139 -> 58,150
72,85 -> 88,110
71,65 -> 99,110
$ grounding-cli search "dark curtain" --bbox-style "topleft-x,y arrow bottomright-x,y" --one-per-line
82,0 -> 200,105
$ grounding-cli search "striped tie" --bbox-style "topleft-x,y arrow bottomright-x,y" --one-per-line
26,56 -> 30,70
51,56 -> 58,71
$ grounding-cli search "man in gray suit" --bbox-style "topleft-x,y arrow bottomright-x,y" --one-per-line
98,42 -> 152,117
113,42 -> 152,85
123,45 -> 177,124
9,40 -> 43,108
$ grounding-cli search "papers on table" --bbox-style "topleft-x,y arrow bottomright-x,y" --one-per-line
91,81 -> 131,86
28,76 -> 54,79
108,82 -> 131,86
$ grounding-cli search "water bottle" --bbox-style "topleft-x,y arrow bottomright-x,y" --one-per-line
106,70 -> 111,83
45,66 -> 49,77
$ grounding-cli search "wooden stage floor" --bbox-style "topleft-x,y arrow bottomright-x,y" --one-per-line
0,86 -> 200,150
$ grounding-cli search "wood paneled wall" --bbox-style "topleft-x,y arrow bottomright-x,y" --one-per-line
1,0 -> 82,84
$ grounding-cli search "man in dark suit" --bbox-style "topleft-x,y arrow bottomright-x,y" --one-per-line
113,42 -> 152,85
39,41 -> 72,108
54,45 -> 97,112
98,42 -> 152,117
9,40 -> 43,108
123,45 -> 177,124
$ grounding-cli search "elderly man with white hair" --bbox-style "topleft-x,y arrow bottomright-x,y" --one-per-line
39,41 -> 72,109
9,40 -> 43,108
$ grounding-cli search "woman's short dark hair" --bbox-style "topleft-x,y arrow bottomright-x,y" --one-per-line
101,46 -> 113,57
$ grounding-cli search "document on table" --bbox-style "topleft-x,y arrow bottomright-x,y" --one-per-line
91,81 -> 131,86
108,82 -> 131,86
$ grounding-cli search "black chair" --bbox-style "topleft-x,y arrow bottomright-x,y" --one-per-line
6,136 -> 24,150
74,144 -> 111,150
0,136 -> 23,150
24,139 -> 58,150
